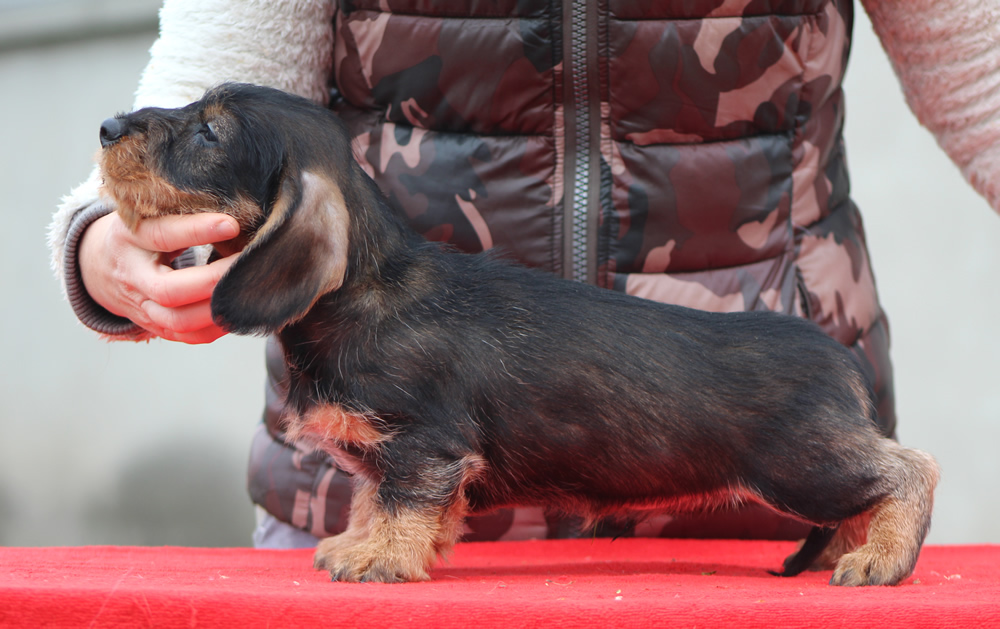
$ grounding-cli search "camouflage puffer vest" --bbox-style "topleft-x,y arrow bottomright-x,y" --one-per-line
249,0 -> 895,540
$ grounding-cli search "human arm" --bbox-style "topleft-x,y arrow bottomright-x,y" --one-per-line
862,0 -> 1000,213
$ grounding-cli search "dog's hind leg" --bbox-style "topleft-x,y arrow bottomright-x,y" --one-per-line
771,525 -> 840,577
807,512 -> 870,571
830,444 -> 939,586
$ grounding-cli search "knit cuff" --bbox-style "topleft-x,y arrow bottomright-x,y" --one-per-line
62,204 -> 152,341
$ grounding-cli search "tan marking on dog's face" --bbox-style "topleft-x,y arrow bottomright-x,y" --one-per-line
97,102 -> 266,248
98,135 -> 216,229
202,101 -> 228,123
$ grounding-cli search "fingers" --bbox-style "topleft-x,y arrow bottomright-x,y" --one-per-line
142,253 -> 238,309
134,254 -> 239,340
78,211 -> 242,345
130,212 -> 240,253
140,299 -> 229,345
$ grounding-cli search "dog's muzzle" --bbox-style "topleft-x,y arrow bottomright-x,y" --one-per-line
100,117 -> 127,148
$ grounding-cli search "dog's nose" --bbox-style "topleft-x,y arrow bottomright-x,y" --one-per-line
99,117 -> 127,148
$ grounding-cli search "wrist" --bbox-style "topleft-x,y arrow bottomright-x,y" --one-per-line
63,204 -> 149,340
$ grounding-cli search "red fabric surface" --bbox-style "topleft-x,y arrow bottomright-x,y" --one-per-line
1,539 -> 998,628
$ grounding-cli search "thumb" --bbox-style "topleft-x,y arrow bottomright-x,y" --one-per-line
129,212 -> 240,254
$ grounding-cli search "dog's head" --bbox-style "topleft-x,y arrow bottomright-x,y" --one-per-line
98,83 -> 358,335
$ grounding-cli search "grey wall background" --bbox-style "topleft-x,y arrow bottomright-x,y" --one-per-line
0,1 -> 997,548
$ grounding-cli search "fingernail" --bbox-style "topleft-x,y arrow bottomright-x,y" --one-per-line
216,219 -> 240,239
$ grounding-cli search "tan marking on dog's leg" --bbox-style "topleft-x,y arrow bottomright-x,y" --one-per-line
831,446 -> 939,586
433,454 -> 485,557
315,501 -> 451,583
809,513 -> 869,571
314,456 -> 482,583
313,477 -> 378,572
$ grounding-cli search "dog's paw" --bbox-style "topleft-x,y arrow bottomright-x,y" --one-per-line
808,514 -> 868,572
829,544 -> 915,586
314,534 -> 431,583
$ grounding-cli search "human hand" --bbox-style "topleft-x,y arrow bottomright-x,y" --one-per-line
79,211 -> 241,344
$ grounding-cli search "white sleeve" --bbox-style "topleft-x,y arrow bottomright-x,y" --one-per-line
861,0 -> 1000,213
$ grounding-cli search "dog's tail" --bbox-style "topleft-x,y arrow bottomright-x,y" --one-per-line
769,525 -> 839,577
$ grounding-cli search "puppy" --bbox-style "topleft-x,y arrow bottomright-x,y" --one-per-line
97,83 -> 939,586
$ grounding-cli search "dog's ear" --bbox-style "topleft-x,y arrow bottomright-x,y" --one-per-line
211,170 -> 350,335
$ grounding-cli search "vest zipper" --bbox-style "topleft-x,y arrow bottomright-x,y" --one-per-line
568,0 -> 591,283
561,0 -> 599,283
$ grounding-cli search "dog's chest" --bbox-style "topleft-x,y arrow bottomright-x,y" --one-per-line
284,403 -> 385,474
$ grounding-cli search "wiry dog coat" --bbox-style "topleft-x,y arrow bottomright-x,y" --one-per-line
97,83 -> 939,586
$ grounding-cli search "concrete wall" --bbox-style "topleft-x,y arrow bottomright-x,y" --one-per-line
0,5 -> 997,548
0,7 -> 262,547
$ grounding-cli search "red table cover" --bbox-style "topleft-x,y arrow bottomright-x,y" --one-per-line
2,539 -> 998,627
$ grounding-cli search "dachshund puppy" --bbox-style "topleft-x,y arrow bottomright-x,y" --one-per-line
97,83 -> 939,586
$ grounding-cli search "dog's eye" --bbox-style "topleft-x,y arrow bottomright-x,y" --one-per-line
198,122 -> 220,145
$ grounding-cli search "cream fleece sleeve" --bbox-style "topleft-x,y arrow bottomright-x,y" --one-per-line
862,0 -> 1000,214
47,0 -> 335,336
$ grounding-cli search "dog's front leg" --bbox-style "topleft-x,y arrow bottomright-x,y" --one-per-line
314,456 -> 480,583
313,476 -> 440,582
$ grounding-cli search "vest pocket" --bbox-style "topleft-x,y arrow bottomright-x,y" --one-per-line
603,133 -> 794,276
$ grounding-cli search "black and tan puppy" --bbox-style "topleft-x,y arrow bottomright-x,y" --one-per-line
97,83 -> 939,586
